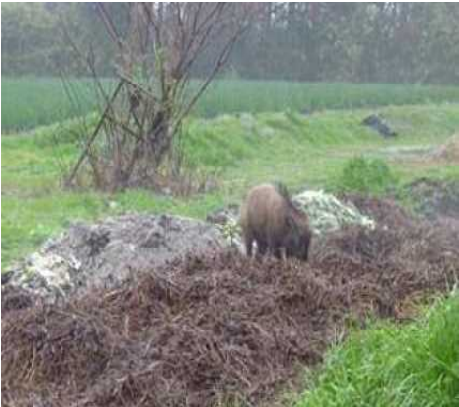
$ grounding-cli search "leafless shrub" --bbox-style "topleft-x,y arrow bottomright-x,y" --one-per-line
62,3 -> 254,192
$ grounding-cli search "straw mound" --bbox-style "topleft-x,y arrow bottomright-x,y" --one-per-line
429,133 -> 459,163
2,198 -> 458,407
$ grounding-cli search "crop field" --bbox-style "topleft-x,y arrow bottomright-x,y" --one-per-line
2,80 -> 459,407
1,78 -> 99,132
3,77 -> 459,132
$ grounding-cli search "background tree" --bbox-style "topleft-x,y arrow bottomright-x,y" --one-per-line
2,2 -> 458,83
64,3 -> 252,192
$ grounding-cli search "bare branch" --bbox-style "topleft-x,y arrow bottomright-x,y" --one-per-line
65,81 -> 124,187
62,2 -> 252,192
96,3 -> 124,52
173,23 -> 246,132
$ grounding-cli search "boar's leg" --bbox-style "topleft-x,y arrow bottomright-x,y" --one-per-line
256,239 -> 268,257
244,233 -> 254,257
273,247 -> 284,260
267,235 -> 282,259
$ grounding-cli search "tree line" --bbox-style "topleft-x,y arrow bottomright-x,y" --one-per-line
2,2 -> 459,84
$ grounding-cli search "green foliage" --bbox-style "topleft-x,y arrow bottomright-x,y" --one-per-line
1,3 -> 60,76
339,156 -> 399,195
295,293 -> 459,407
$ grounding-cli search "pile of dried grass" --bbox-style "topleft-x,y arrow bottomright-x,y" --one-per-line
428,133 -> 459,163
2,198 -> 458,407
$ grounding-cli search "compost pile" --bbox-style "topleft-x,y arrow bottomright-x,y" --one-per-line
4,214 -> 225,302
2,198 -> 459,407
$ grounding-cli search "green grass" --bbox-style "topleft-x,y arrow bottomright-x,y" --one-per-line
196,81 -> 459,118
3,103 -> 459,269
294,293 -> 459,407
3,77 -> 459,132
338,156 -> 399,195
1,77 -> 101,132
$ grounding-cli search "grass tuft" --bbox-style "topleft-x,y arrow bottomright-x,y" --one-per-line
295,294 -> 459,407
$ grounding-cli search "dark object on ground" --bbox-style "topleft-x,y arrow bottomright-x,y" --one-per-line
362,114 -> 397,138
1,270 -> 14,285
3,196 -> 458,407
240,183 -> 311,260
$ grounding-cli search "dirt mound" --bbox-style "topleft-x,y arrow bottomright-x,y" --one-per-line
5,214 -> 226,303
5,192 -> 377,305
3,206 -> 458,407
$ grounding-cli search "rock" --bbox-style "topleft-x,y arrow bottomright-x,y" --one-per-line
6,214 -> 226,303
362,114 -> 397,138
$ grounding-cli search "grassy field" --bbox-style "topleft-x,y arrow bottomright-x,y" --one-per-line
3,77 -> 459,131
3,103 -> 459,268
1,78 -> 98,132
295,293 -> 459,407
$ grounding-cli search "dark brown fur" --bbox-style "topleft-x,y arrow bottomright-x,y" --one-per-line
240,183 -> 311,260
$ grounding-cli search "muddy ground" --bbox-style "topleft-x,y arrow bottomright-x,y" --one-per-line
2,194 -> 459,407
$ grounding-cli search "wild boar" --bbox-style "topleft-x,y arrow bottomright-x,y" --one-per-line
239,183 -> 311,261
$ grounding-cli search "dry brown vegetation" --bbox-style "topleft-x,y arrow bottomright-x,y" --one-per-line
2,197 -> 459,407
